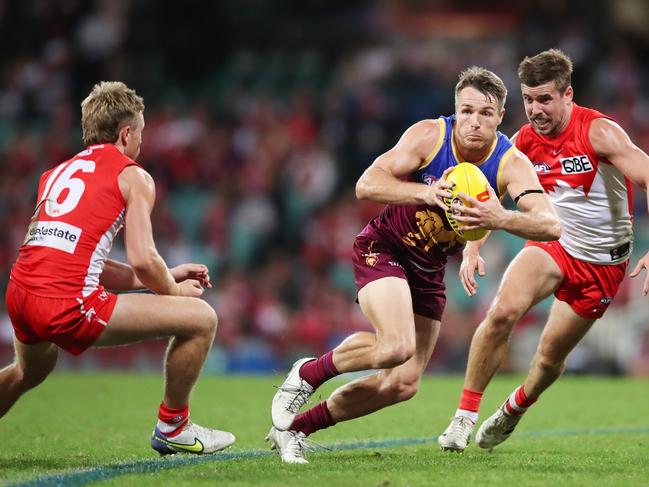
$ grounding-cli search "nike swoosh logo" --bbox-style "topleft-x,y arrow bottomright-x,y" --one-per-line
155,435 -> 204,453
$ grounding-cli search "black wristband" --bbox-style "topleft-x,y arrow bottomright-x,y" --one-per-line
513,189 -> 544,204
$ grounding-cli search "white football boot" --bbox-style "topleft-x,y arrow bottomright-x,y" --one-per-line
151,422 -> 235,456
266,426 -> 309,464
272,357 -> 315,431
438,416 -> 475,452
475,405 -> 522,449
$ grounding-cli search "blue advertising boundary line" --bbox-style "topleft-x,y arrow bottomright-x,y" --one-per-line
10,426 -> 649,487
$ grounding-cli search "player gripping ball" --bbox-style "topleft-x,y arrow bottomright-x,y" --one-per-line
443,163 -> 491,241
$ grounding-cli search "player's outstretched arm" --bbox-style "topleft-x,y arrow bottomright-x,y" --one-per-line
355,119 -> 454,209
453,152 -> 561,241
118,166 -> 203,297
590,118 -> 649,295
99,261 -> 212,291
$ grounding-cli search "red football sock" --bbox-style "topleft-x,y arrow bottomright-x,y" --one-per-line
504,385 -> 538,416
299,351 -> 340,389
458,387 -> 483,413
290,400 -> 336,436
158,403 -> 189,437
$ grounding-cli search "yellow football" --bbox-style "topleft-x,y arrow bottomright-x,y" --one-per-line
442,163 -> 490,241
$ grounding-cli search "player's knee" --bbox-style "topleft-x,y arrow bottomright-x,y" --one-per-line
206,307 -> 218,337
380,374 -> 420,403
375,341 -> 415,369
486,301 -> 523,336
393,376 -> 420,402
195,300 -> 218,338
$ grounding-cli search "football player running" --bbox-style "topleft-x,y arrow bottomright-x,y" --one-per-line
267,67 -> 560,464
439,49 -> 649,452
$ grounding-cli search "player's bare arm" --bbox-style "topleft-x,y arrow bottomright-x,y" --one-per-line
99,259 -> 145,290
590,118 -> 649,294
99,260 -> 212,291
355,119 -> 454,210
118,166 -> 202,297
454,152 -> 561,240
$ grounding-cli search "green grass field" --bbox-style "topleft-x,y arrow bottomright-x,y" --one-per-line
1,373 -> 648,486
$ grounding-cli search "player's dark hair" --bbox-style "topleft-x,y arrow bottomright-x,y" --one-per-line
518,48 -> 573,93
81,81 -> 145,146
455,67 -> 507,110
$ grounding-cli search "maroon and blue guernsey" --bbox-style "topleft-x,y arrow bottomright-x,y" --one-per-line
359,115 -> 516,270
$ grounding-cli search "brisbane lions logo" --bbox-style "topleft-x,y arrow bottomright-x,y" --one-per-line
362,241 -> 379,267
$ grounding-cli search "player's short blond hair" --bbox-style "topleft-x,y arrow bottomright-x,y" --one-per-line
518,48 -> 573,93
455,67 -> 507,111
81,81 -> 145,146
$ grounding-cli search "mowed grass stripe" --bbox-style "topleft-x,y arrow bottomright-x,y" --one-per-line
11,426 -> 649,487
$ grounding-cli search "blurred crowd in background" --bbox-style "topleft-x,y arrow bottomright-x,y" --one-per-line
2,0 -> 649,375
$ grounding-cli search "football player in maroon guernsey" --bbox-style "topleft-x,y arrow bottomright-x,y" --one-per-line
268,68 -> 560,464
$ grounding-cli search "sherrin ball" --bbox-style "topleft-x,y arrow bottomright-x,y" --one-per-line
442,163 -> 490,241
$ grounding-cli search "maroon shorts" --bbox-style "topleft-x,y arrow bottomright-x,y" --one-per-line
352,235 -> 446,320
6,279 -> 117,355
525,240 -> 627,319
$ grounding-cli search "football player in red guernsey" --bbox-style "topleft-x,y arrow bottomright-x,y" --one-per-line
1,82 -> 234,455
267,68 -> 560,464
440,49 -> 649,452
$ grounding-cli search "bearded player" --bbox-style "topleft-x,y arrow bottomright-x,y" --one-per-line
439,49 -> 649,452
266,67 -> 561,464
1,82 -> 235,455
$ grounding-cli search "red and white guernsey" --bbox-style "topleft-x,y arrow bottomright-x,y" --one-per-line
516,104 -> 633,264
11,144 -> 140,297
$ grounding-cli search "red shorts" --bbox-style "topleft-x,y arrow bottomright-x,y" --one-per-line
352,236 -> 447,320
6,279 -> 117,355
525,240 -> 627,319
